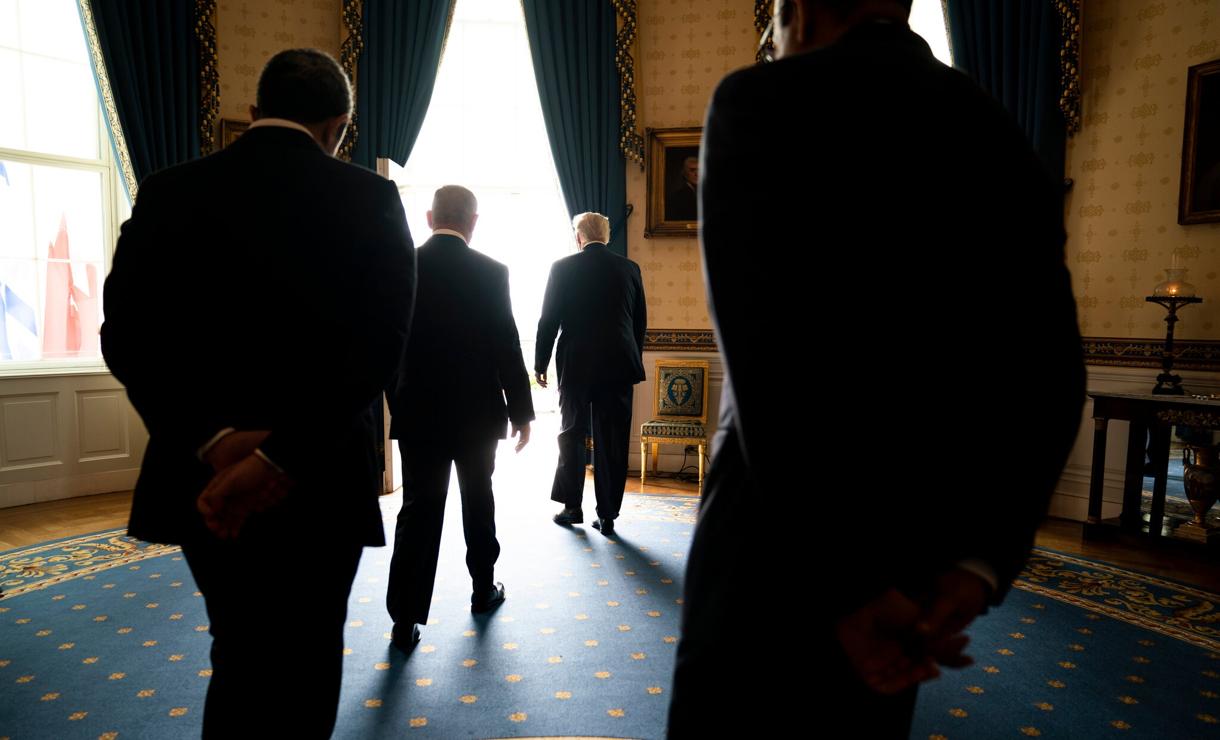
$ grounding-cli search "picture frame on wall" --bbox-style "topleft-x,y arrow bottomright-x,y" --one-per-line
645,127 -> 702,238
1179,59 -> 1220,225
219,118 -> 250,149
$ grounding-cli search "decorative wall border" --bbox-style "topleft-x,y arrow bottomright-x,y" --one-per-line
1082,337 -> 1220,371
338,0 -> 364,162
195,0 -> 220,156
613,0 -> 644,166
1056,0 -> 1082,136
641,334 -> 1220,367
645,329 -> 717,352
77,0 -> 139,199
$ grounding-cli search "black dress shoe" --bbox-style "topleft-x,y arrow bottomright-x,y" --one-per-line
471,582 -> 506,614
553,507 -> 583,525
391,622 -> 421,653
592,518 -> 615,536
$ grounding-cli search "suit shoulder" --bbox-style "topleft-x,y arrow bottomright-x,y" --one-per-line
315,154 -> 398,196
710,61 -> 781,114
133,152 -> 222,202
551,252 -> 582,270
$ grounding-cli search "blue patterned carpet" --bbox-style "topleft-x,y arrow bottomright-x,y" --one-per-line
5,496 -> 1220,738
0,490 -> 697,739
914,550 -> 1220,739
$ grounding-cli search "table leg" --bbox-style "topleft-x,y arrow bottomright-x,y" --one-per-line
1087,417 -> 1109,526
1148,424 -> 1171,536
1121,419 -> 1147,533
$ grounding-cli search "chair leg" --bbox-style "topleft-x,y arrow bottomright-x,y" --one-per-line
698,443 -> 704,494
640,440 -> 647,489
651,443 -> 659,476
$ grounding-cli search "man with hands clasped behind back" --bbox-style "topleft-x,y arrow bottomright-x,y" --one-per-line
667,1 -> 1083,736
102,48 -> 415,739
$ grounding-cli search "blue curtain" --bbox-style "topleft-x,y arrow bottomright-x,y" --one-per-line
86,0 -> 199,184
945,0 -> 1065,181
351,0 -> 453,170
521,0 -> 628,256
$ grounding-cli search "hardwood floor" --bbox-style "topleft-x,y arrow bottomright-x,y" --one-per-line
5,487 -> 1219,595
0,490 -> 133,551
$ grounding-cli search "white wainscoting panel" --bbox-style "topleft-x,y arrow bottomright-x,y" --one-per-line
0,372 -> 145,509
1,393 -> 59,470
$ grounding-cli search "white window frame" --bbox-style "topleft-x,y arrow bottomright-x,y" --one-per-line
0,1 -> 131,378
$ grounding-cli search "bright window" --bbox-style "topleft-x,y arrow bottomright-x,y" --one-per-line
910,0 -> 952,66
0,0 -> 128,372
386,0 -> 574,366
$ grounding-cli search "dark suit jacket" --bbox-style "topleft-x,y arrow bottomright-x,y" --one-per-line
101,126 -> 415,547
667,183 -> 698,221
694,22 -> 1084,614
387,233 -> 534,442
534,243 -> 647,390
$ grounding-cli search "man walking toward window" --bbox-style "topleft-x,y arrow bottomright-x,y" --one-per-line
385,185 -> 534,652
536,212 -> 647,536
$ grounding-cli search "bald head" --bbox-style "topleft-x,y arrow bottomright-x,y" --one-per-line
428,185 -> 478,241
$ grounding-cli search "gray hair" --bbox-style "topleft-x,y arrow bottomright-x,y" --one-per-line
431,185 -> 478,229
572,212 -> 610,243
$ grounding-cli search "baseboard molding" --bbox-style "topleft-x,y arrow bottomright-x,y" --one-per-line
0,468 -> 139,509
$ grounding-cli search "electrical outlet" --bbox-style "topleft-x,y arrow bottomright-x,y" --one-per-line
684,445 -> 697,454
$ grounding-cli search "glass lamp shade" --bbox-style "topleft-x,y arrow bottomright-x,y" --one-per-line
1153,267 -> 1197,298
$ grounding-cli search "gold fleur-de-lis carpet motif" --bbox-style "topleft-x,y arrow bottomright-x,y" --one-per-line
4,492 -> 1220,739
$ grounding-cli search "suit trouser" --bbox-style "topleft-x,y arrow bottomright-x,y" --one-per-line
182,535 -> 363,740
550,381 -> 633,520
387,438 -> 500,625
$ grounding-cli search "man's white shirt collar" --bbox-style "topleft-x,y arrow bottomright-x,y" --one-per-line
432,228 -> 468,244
248,118 -> 314,137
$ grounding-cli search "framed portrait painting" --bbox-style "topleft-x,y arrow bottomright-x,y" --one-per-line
1179,59 -> 1220,225
645,127 -> 702,237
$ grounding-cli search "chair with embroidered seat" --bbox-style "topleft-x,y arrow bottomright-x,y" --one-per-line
640,359 -> 710,492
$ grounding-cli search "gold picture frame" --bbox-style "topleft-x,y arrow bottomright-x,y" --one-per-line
645,127 -> 702,238
1179,59 -> 1220,225
219,118 -> 250,149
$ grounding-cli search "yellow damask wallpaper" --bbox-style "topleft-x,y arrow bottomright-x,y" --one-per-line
216,0 -> 341,122
627,0 -> 756,330
1065,0 -> 1220,340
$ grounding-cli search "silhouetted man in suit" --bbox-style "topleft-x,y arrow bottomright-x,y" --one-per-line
536,212 -> 647,536
667,1 -> 1083,737
101,49 -> 415,739
385,185 -> 534,651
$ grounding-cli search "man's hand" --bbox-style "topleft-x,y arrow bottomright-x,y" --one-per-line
197,454 -> 292,539
914,568 -> 990,670
835,588 -> 940,696
203,430 -> 270,471
512,422 -> 531,452
535,372 -> 547,388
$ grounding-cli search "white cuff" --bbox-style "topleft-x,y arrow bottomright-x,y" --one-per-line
197,428 -> 237,461
253,448 -> 285,475
956,558 -> 999,596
